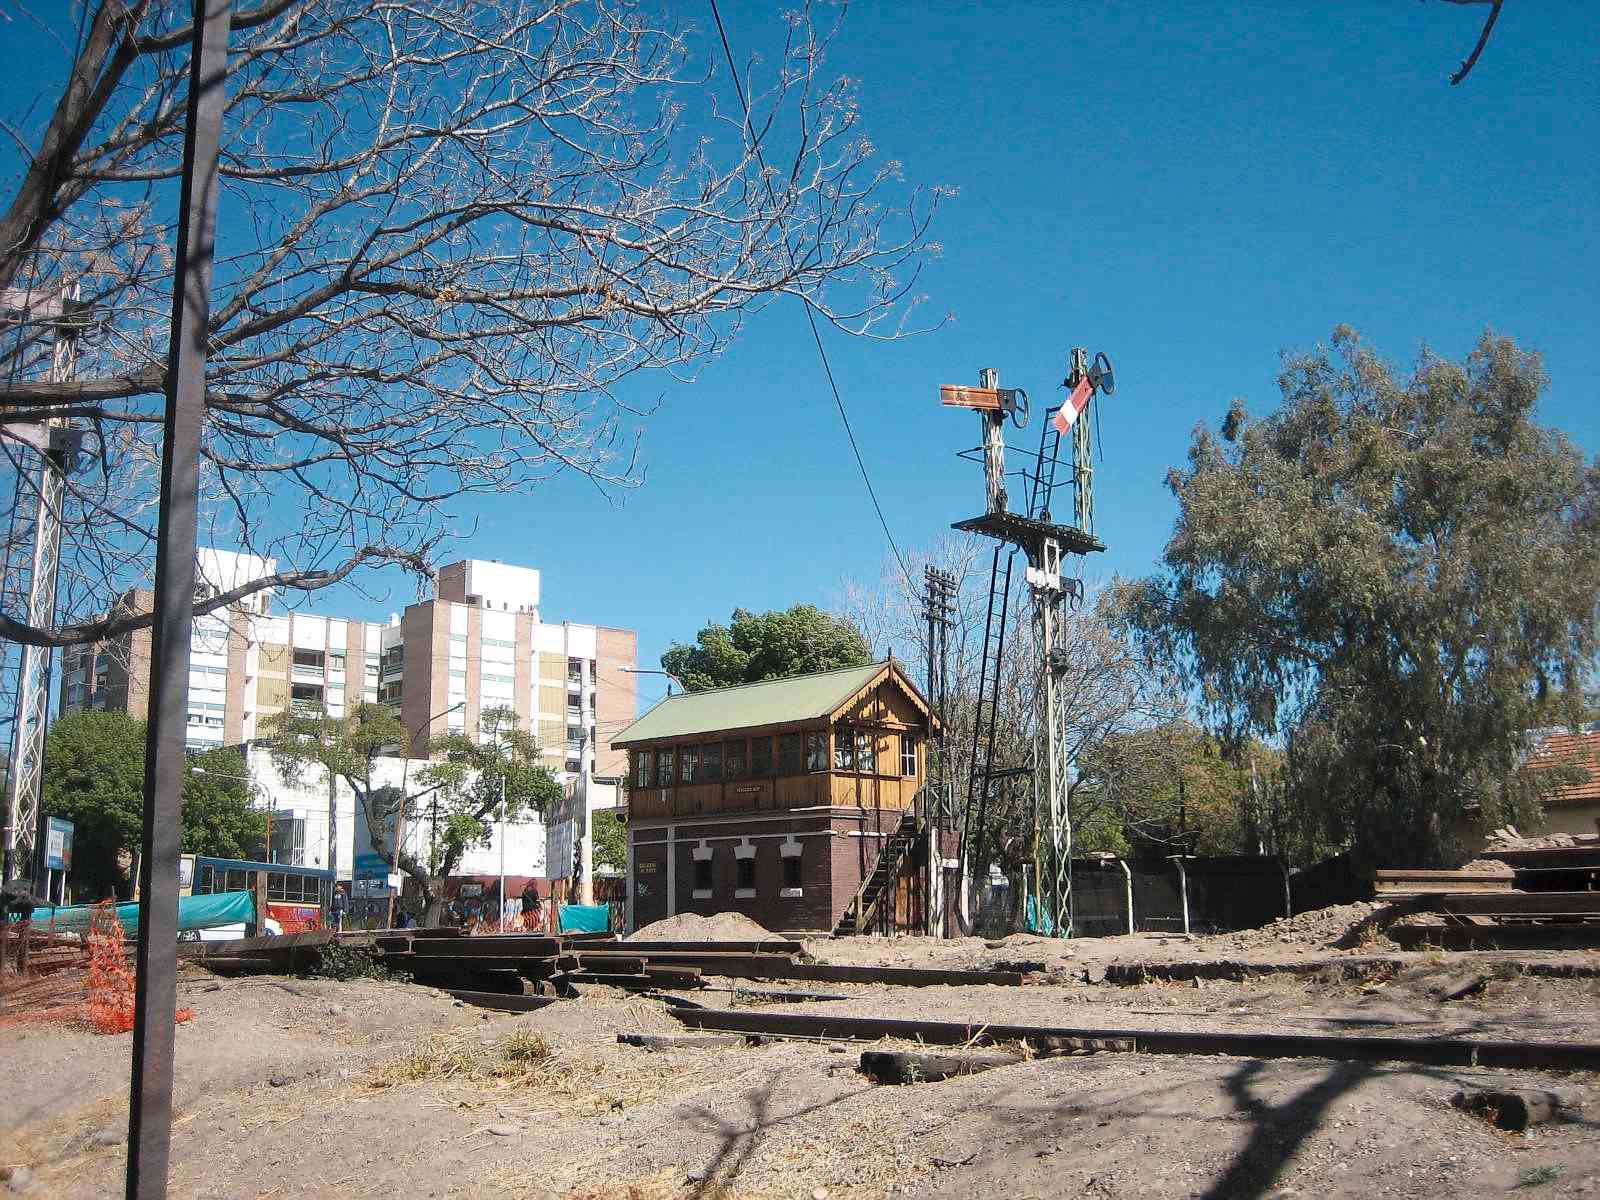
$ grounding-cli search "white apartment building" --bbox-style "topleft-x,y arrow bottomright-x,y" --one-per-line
59,553 -> 638,789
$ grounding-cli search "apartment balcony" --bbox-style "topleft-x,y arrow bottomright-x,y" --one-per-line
291,665 -> 326,684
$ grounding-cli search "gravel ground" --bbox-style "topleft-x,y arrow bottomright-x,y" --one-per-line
4,957 -> 1598,1199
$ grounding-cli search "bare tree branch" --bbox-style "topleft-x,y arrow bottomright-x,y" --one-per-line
2,0 -> 941,644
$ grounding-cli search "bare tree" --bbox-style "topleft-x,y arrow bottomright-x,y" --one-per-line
839,539 -> 1181,895
0,0 -> 941,646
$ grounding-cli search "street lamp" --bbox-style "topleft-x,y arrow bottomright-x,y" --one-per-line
621,667 -> 685,696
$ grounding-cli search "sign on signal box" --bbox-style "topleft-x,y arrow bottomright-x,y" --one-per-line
940,384 -> 1010,412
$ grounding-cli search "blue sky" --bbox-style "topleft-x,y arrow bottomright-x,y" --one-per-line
9,2 -> 1596,715
467,1 -> 1598,708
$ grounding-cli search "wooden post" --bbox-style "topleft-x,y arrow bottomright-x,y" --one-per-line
979,367 -> 1006,514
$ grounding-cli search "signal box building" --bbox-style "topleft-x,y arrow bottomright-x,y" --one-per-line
612,661 -> 947,934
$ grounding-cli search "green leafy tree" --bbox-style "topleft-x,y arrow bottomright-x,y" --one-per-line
663,605 -> 872,692
42,710 -> 265,899
415,706 -> 562,923
1124,329 -> 1600,868
264,702 -> 410,882
1073,722 -> 1288,859
591,810 -> 626,875
183,745 -> 265,861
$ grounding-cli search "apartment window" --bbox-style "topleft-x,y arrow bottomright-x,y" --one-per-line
679,745 -> 700,785
901,735 -> 918,777
724,739 -> 746,780
692,857 -> 713,892
329,652 -> 345,669
567,725 -> 583,750
657,748 -> 674,788
750,736 -> 772,777
855,731 -> 876,774
567,658 -> 583,681
783,854 -> 802,890
634,751 -> 653,788
699,742 -> 722,783
778,733 -> 802,775
565,759 -> 581,774
833,728 -> 854,772
292,649 -> 324,669
736,857 -> 755,892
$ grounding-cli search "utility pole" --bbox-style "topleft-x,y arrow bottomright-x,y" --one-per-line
127,4 -> 233,1195
497,772 -> 507,932
921,565 -> 955,936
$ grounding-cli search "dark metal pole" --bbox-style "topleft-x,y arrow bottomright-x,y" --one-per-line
126,3 -> 232,1197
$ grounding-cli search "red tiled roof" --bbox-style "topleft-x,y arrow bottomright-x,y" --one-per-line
1529,730 -> 1600,807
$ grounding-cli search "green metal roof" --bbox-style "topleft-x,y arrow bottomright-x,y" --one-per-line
611,662 -> 893,746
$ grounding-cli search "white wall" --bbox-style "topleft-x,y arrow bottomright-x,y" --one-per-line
242,747 -> 547,882
462,559 -> 540,613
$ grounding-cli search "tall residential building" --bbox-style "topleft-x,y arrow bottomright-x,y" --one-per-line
59,548 -> 277,750
58,552 -> 636,784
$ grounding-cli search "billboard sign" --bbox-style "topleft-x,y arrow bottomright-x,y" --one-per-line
44,816 -> 74,871
353,785 -> 404,879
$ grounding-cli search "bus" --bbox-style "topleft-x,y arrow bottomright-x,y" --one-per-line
191,856 -> 334,934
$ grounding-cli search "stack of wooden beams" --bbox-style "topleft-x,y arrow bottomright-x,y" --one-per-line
1372,872 -> 1600,950
185,929 -> 1026,1007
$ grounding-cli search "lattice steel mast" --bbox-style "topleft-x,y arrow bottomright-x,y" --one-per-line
940,345 -> 1113,936
0,284 -> 84,883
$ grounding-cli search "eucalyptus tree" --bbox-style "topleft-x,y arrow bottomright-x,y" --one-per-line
1124,329 -> 1600,866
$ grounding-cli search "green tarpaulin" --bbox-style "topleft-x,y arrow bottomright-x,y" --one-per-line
558,904 -> 611,933
23,890 -> 256,936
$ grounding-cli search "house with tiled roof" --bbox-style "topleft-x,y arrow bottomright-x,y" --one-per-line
1522,729 -> 1600,838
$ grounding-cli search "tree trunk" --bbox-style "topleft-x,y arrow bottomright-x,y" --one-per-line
326,770 -> 339,882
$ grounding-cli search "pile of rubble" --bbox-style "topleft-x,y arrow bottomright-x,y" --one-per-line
1484,824 -> 1600,851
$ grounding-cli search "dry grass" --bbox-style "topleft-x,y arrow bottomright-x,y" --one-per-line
559,1168 -> 785,1199
369,1030 -> 563,1090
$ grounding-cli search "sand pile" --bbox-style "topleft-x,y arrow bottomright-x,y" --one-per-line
626,911 -> 776,943
1457,858 -> 1515,875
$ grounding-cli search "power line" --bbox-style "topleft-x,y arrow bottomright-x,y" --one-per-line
707,0 -> 915,594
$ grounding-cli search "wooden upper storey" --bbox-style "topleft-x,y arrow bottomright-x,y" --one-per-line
613,661 -> 932,821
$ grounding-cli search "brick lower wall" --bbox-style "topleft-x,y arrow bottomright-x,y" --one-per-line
627,808 -> 932,933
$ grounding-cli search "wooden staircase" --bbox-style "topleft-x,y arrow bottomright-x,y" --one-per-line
833,807 -> 922,937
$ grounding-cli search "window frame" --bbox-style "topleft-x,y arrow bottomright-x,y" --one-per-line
723,738 -> 747,781
634,750 -> 653,788
750,736 -> 773,777
692,857 -> 713,893
699,741 -> 722,784
854,729 -> 876,774
679,744 -> 700,785
901,734 -> 918,778
778,732 -> 803,775
656,747 -> 674,788
833,727 -> 854,772
735,856 -> 756,892
805,730 -> 829,773
782,854 -> 802,890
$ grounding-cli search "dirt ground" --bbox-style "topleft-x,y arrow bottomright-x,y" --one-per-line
3,942 -> 1599,1199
